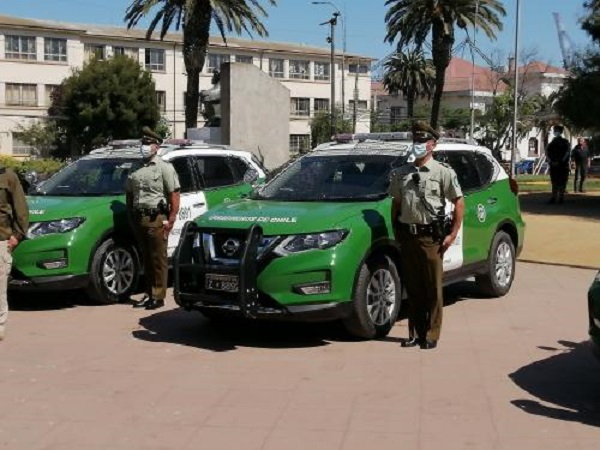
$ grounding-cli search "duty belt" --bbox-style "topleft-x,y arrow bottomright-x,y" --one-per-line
133,207 -> 161,216
400,222 -> 435,236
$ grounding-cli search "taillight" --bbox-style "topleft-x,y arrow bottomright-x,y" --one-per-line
509,177 -> 519,195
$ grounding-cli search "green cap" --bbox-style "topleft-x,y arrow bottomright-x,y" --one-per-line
141,126 -> 163,145
412,120 -> 440,141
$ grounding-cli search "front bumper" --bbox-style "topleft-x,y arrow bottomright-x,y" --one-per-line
173,222 -> 355,322
9,273 -> 89,292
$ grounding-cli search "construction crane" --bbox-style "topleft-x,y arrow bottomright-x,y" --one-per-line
553,12 -> 575,70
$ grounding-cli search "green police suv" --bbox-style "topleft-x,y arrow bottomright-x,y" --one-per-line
588,272 -> 600,361
10,141 -> 266,303
174,134 -> 525,338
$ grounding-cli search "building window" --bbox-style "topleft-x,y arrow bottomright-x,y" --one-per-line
314,62 -> 330,81
349,100 -> 368,111
390,106 -> 405,124
349,63 -> 370,74
84,44 -> 106,61
289,134 -> 310,154
44,38 -> 67,62
314,98 -> 330,114
235,55 -> 253,64
12,133 -> 34,155
207,54 -> 229,73
114,46 -> 139,60
289,60 -> 310,80
269,58 -> 284,78
45,85 -> 59,106
6,83 -> 38,107
145,48 -> 165,71
5,35 -> 37,60
290,97 -> 310,117
156,91 -> 167,113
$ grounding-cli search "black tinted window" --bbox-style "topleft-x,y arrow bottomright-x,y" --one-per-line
170,157 -> 196,193
473,152 -> 495,185
229,157 -> 250,182
194,156 -> 235,188
436,151 -> 482,192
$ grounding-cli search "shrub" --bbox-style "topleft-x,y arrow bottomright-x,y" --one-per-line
0,156 -> 66,179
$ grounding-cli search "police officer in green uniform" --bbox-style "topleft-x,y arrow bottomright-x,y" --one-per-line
126,127 -> 180,310
389,122 -> 464,349
0,166 -> 29,341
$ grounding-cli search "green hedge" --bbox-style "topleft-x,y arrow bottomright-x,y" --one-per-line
0,156 -> 65,178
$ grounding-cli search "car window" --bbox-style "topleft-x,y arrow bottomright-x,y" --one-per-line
193,156 -> 236,188
169,157 -> 196,193
229,157 -> 250,183
435,151 -> 482,192
472,152 -> 495,186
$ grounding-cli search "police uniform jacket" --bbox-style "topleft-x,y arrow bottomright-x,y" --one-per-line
388,158 -> 462,225
125,155 -> 180,209
0,167 -> 29,241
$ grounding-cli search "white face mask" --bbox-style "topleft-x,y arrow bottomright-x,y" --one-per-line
412,143 -> 427,159
140,145 -> 153,159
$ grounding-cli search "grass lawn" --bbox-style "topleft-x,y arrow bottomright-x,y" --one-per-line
516,174 -> 600,192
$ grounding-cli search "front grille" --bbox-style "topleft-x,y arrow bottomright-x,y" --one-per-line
203,232 -> 281,264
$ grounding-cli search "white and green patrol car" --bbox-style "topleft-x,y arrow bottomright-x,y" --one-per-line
174,133 -> 525,338
10,140 -> 266,303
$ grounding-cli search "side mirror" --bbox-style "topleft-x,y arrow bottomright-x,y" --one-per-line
243,168 -> 259,184
24,170 -> 38,186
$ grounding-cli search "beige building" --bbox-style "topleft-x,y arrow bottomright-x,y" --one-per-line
0,15 -> 374,157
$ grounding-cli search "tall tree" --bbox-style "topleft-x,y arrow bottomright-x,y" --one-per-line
125,0 -> 277,132
384,0 -> 506,128
51,56 -> 159,155
383,49 -> 435,119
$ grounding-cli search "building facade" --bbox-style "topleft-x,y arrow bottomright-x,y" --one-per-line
0,15 -> 373,157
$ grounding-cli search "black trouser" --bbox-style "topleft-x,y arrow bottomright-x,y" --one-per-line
399,227 -> 444,343
549,164 -> 569,200
574,163 -> 588,192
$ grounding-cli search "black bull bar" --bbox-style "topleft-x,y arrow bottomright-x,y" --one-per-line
173,221 -> 264,318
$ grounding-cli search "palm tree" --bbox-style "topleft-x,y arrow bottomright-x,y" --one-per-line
125,0 -> 277,131
383,49 -> 435,119
384,0 -> 506,129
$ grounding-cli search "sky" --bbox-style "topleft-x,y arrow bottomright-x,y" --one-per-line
0,0 -> 592,70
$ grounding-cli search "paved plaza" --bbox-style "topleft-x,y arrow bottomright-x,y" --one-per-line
1,262 -> 599,449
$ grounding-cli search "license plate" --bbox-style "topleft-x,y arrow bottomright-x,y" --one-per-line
205,274 -> 239,293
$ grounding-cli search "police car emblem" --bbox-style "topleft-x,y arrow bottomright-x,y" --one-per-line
476,204 -> 487,223
222,238 -> 241,257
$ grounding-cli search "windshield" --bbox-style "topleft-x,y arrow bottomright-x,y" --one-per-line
253,154 -> 399,201
31,158 -> 143,196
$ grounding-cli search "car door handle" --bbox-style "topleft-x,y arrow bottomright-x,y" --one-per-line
487,197 -> 497,205
193,203 -> 205,207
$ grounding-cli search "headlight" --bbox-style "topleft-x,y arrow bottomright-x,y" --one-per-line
275,230 -> 348,255
28,218 -> 86,238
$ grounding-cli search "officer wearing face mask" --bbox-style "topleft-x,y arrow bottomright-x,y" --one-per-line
388,121 -> 464,350
125,127 -> 180,310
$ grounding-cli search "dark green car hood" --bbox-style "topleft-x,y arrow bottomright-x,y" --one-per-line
197,199 -> 385,234
27,195 -> 125,222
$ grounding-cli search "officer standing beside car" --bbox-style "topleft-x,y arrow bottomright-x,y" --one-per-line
0,165 -> 29,341
125,127 -> 180,310
389,122 -> 464,349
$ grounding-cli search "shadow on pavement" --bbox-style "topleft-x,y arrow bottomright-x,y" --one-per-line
509,340 -> 600,427
132,307 -> 360,351
519,192 -> 600,221
7,289 -> 93,311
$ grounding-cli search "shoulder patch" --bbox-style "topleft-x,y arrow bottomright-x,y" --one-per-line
439,161 -> 452,169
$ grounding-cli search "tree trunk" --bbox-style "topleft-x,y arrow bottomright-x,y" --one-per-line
406,88 -> 415,119
183,2 -> 212,133
430,21 -> 453,129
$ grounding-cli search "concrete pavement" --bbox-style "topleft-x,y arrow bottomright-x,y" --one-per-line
1,262 -> 599,449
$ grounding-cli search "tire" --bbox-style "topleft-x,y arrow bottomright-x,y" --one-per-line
86,238 -> 139,304
342,255 -> 402,339
476,231 -> 515,297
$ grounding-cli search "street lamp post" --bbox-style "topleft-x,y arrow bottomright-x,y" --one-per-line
511,0 -> 521,177
312,1 -> 346,115
469,0 -> 480,139
320,12 -> 339,137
